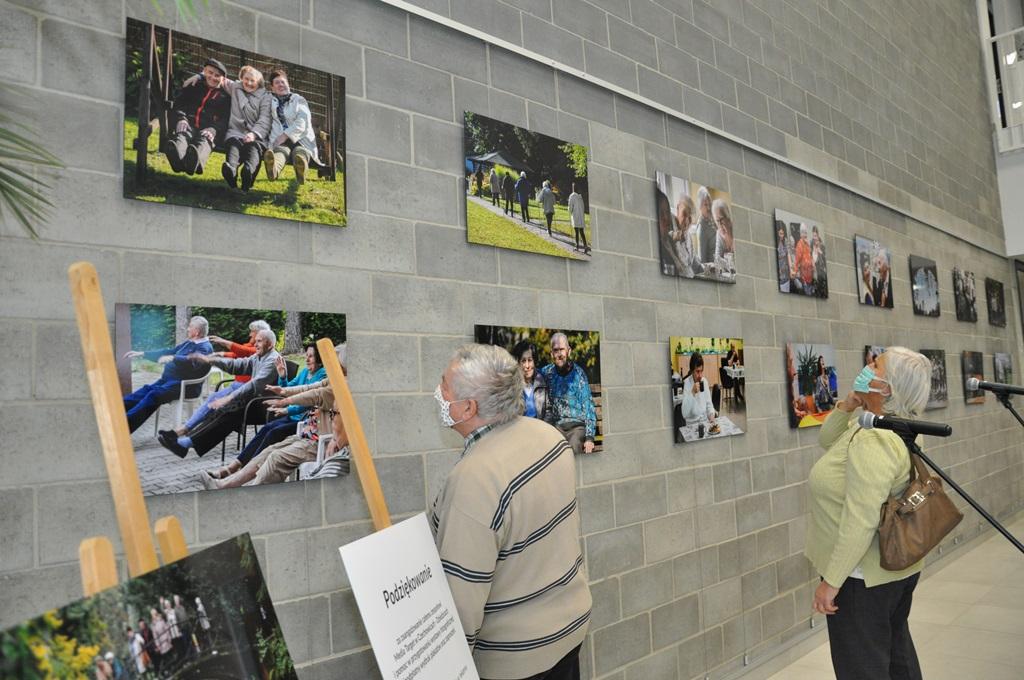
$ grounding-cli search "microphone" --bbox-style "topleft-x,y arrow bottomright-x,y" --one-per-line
858,412 -> 952,437
966,377 -> 1024,396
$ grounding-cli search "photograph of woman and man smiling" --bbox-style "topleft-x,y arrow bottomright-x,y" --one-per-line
475,325 -> 602,454
774,209 -> 828,298
123,18 -> 346,226
786,343 -> 838,428
669,337 -> 746,443
854,235 -> 894,308
655,172 -> 736,283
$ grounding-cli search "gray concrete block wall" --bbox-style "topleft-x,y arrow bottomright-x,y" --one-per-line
1,1 -> 1022,679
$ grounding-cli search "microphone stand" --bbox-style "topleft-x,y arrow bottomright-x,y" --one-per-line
994,391 -> 1024,428
895,430 -> 1024,556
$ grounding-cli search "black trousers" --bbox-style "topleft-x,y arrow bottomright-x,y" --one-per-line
483,644 -> 581,680
504,191 -> 514,215
223,137 -> 264,177
188,407 -> 246,457
164,128 -> 214,173
545,212 -> 554,233
826,573 -> 922,680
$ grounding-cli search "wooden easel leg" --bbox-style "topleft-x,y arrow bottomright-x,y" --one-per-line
154,516 -> 190,565
80,537 -> 118,597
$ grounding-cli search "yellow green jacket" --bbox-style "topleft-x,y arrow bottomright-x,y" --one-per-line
805,409 -> 924,587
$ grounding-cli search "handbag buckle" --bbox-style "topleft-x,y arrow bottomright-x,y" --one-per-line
906,490 -> 927,507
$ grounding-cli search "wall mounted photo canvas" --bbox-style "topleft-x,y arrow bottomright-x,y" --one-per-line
475,325 -> 602,454
123,18 -> 346,226
953,267 -> 978,322
1017,260 -> 1024,336
864,345 -> 887,367
785,343 -> 838,428
962,351 -> 985,404
0,535 -> 296,680
114,303 -> 347,496
773,209 -> 828,298
853,235 -> 894,307
994,352 -> 1013,385
909,255 -> 940,317
668,337 -> 746,443
655,172 -> 736,282
920,349 -> 948,410
986,278 -> 1006,327
464,112 -> 591,260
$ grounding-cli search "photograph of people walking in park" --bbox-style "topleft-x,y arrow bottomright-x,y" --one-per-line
0,534 -> 296,680
464,112 -> 591,260
920,349 -> 949,410
475,324 -> 602,453
785,343 -> 838,428
114,303 -> 348,497
669,337 -> 745,444
953,267 -> 978,322
123,18 -> 346,226
853,235 -> 893,308
909,255 -> 940,316
963,351 -> 985,404
655,172 -> 736,282
986,277 -> 1006,327
773,209 -> 827,297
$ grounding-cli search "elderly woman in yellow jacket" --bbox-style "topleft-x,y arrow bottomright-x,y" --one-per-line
806,347 -> 932,680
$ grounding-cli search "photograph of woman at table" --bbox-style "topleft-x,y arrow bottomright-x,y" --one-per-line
680,353 -> 720,432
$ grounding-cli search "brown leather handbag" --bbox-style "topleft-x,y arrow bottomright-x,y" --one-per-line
879,451 -> 963,570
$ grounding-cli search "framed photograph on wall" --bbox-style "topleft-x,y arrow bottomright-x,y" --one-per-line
986,278 -> 1006,327
994,352 -> 1013,385
864,345 -> 887,367
909,255 -> 940,317
785,343 -> 839,428
123,19 -> 346,226
853,235 -> 894,308
114,303 -> 347,496
655,172 -> 736,282
920,349 -> 948,410
0,535 -> 296,679
962,351 -> 985,404
475,325 -> 602,454
953,267 -> 978,322
464,112 -> 591,260
773,209 -> 827,298
668,337 -> 746,443
1016,260 -> 1024,337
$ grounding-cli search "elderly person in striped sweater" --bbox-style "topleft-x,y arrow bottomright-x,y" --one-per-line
431,344 -> 592,680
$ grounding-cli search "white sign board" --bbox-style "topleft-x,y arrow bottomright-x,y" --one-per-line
339,513 -> 480,680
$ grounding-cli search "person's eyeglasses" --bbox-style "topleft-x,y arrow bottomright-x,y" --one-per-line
325,408 -> 339,419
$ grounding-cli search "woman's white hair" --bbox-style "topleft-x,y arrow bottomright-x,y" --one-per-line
882,346 -> 931,418
711,198 -> 731,225
697,186 -> 711,207
188,315 -> 208,336
257,328 -> 277,346
250,319 -> 271,332
449,344 -> 524,425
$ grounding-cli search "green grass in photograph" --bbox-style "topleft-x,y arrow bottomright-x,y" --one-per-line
467,200 -> 570,258
122,118 -> 346,226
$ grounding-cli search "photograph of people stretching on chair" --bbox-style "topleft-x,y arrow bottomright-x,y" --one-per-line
123,18 -> 346,226
114,303 -> 346,496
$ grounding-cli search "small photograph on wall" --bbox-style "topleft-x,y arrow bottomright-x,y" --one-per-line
920,349 -> 949,410
785,343 -> 839,428
986,278 -> 1006,327
123,18 -> 346,226
475,324 -> 602,454
773,209 -> 827,298
962,351 -> 985,404
464,112 -> 591,260
668,337 -> 746,443
655,172 -> 736,282
909,255 -> 940,317
864,345 -> 887,367
994,352 -> 1013,385
853,235 -> 894,308
1016,260 -> 1024,336
953,267 -> 978,322
114,303 -> 347,496
0,535 -> 297,679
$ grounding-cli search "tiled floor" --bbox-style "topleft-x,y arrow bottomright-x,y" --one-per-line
766,516 -> 1024,680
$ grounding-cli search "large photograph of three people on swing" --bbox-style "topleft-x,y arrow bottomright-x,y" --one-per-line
464,112 -> 592,260
123,18 -> 346,226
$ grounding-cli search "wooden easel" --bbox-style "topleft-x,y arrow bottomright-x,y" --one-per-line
69,262 -> 392,598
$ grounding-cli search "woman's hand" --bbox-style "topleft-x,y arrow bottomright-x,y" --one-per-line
264,385 -> 286,396
275,355 -> 287,378
836,391 -> 864,413
692,382 -> 701,395
812,581 -> 839,615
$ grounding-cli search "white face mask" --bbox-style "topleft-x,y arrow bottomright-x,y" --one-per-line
434,385 -> 467,428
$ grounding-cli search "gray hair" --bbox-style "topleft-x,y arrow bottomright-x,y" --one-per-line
543,180 -> 551,188
711,198 -> 731,225
249,319 -> 271,332
188,315 -> 208,336
697,186 -> 711,207
676,195 -> 695,223
882,347 -> 931,419
256,328 -> 277,346
448,344 -> 524,425
550,332 -> 569,350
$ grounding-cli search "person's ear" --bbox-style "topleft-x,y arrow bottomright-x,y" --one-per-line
459,398 -> 478,421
